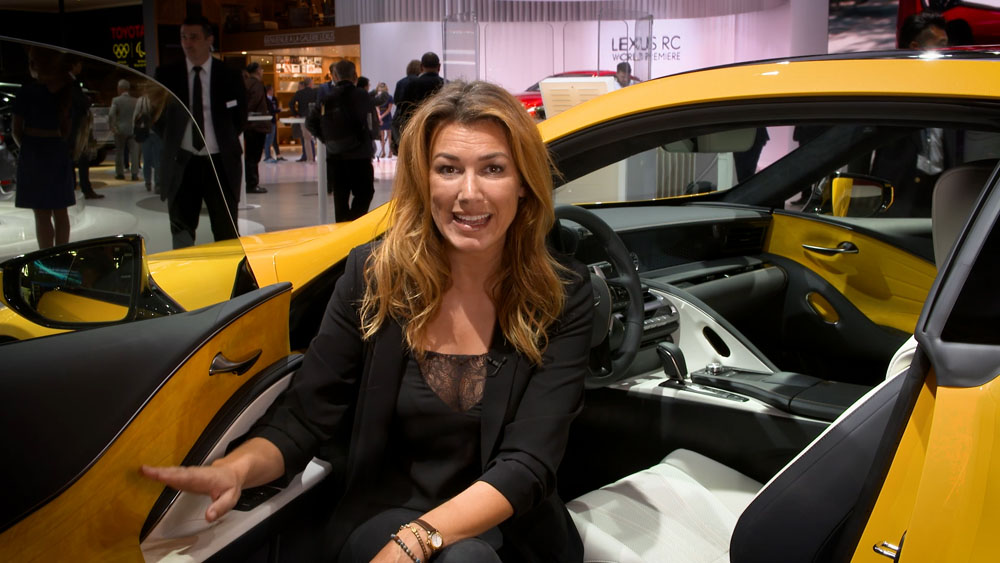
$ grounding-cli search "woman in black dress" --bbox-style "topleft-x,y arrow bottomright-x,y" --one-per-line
12,46 -> 86,249
143,81 -> 591,562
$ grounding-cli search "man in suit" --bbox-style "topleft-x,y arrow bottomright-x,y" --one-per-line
388,59 -> 420,155
154,16 -> 247,248
108,78 -> 139,181
391,52 -> 443,147
313,59 -> 375,222
291,78 -> 317,161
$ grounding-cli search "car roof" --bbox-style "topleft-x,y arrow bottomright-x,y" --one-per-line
538,48 -> 1000,143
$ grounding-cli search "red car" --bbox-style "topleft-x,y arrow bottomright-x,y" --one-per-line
514,70 -> 638,120
898,0 -> 1000,45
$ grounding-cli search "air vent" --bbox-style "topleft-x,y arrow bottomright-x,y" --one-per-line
723,221 -> 768,255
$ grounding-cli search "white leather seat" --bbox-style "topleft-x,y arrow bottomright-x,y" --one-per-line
887,159 -> 996,379
568,449 -> 762,563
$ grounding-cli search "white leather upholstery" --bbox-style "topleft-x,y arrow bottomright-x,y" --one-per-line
568,449 -> 762,563
932,161 -> 994,268
885,160 -> 996,382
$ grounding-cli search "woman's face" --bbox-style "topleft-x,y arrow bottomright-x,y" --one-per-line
428,120 -> 526,261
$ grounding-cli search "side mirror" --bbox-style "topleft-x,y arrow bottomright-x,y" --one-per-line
0,235 -> 182,330
827,173 -> 895,217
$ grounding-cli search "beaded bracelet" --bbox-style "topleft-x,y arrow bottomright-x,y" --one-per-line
390,533 -> 422,563
401,523 -> 430,560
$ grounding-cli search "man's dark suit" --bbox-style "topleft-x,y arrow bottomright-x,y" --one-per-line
249,243 -> 590,561
154,57 -> 247,247
391,71 -> 443,147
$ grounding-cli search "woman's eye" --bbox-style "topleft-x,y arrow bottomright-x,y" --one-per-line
485,164 -> 504,174
437,165 -> 458,175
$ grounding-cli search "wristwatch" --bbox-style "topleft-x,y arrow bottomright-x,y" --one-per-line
413,518 -> 444,553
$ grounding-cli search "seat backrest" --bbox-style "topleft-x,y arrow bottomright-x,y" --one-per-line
932,160 -> 997,268
728,352 -> 926,562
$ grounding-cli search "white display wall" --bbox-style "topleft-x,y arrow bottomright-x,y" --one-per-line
359,0 -> 827,97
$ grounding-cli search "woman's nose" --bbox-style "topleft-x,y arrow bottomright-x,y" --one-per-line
458,172 -> 484,200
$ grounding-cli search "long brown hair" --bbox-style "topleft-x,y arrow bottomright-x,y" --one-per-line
360,81 -> 566,364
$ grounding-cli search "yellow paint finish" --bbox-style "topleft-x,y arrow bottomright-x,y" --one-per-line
0,307 -> 64,341
892,378 -> 1000,561
36,290 -> 129,323
0,288 -> 292,561
765,214 -> 936,333
242,203 -> 391,290
539,58 -> 1000,144
147,239 -> 248,311
852,373 -> 937,562
806,291 -> 839,323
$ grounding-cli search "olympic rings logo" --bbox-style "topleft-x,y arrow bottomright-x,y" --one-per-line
113,43 -> 131,59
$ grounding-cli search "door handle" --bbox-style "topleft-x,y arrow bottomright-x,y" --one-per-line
802,241 -> 859,256
209,349 -> 262,376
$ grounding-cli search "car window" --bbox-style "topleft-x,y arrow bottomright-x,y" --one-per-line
554,120 -> 1000,223
555,126 -> 796,204
0,38 -> 251,345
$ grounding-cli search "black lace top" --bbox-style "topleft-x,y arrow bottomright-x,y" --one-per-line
379,350 -> 487,511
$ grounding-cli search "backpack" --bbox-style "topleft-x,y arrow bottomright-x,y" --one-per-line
308,86 -> 363,155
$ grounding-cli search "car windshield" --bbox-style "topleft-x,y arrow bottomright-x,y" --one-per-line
0,37 -> 251,345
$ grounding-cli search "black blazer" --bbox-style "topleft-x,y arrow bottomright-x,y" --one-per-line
392,71 -> 444,133
251,243 -> 592,561
153,57 -> 247,202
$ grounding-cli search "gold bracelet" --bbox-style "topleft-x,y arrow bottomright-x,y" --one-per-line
403,523 -> 430,560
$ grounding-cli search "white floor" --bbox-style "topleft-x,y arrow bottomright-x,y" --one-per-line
0,147 -> 398,260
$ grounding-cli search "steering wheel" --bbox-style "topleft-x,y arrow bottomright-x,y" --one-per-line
554,205 -> 643,388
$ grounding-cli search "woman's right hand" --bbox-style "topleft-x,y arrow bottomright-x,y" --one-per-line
140,462 -> 244,523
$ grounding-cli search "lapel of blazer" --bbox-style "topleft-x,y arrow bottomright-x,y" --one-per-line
480,325 -> 519,467
346,319 -> 408,486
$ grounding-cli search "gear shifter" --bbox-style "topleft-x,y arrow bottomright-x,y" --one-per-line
657,341 -> 689,384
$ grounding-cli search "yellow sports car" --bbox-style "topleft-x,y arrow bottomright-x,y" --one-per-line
2,35 -> 1000,562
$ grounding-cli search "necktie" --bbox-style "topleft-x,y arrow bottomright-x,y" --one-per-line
192,66 -> 205,151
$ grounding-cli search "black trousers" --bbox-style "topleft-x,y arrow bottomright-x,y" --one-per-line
243,129 -> 267,190
327,156 -> 374,223
168,153 -> 238,248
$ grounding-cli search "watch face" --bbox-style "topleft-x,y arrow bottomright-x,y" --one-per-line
430,532 -> 443,549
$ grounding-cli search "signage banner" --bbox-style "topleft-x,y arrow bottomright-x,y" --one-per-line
264,30 -> 337,47
109,23 -> 146,70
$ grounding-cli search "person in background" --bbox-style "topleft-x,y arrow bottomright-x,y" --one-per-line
12,47 -> 87,249
872,11 -> 951,218
614,62 -> 639,88
263,84 -> 285,162
373,81 -> 393,158
392,52 -> 444,154
291,77 -> 317,162
67,56 -> 103,199
154,16 -> 247,248
134,82 -> 162,193
142,80 -> 591,563
109,78 -> 139,180
310,59 -> 376,222
390,59 -> 421,155
898,10 -> 949,49
243,62 -> 270,194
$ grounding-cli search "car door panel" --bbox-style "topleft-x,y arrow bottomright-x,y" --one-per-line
0,283 -> 292,561
765,213 -> 937,334
854,163 -> 1000,561
140,359 -> 332,561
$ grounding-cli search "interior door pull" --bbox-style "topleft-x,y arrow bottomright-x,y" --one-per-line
802,241 -> 859,255
209,350 -> 262,376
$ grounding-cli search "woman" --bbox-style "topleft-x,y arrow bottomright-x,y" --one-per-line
142,81 -> 592,562
373,81 -> 393,158
12,46 -> 86,249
